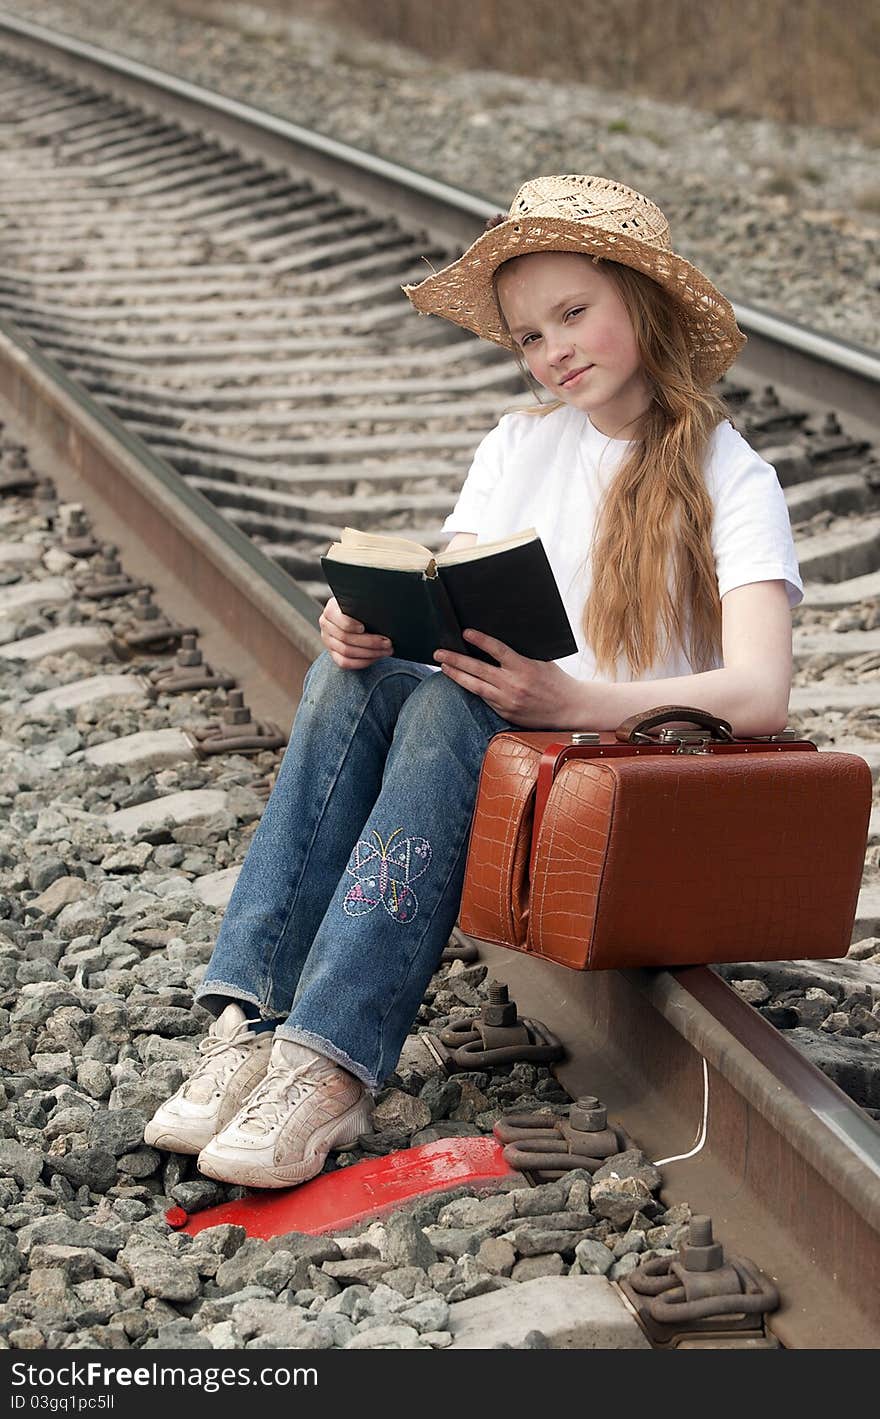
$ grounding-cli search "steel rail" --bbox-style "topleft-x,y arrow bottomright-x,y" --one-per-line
472,940 -> 880,1349
0,312 -> 322,727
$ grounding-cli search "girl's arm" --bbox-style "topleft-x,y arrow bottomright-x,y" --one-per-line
443,532 -> 479,554
576,581 -> 793,737
437,580 -> 792,736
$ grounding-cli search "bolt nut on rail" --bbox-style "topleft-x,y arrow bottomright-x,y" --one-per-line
429,981 -> 564,1071
193,688 -> 288,755
495,1092 -> 633,1179
619,1215 -> 781,1347
149,632 -> 237,693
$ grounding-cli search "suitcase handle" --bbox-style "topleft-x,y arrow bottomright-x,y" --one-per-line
530,706 -> 735,877
615,704 -> 735,744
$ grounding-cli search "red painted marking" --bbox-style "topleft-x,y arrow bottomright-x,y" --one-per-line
175,1136 -> 517,1239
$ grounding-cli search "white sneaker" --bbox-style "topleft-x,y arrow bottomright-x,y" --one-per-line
143,1002 -> 274,1155
196,1038 -> 374,1188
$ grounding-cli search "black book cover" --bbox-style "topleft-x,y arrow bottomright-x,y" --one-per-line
320,561 -> 469,664
437,538 -> 578,663
321,536 -> 577,667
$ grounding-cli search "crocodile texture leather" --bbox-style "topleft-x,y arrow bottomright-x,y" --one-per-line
459,731 -> 549,950
460,728 -> 873,970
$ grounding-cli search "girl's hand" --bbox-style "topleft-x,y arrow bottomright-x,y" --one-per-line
319,596 -> 393,670
434,628 -> 584,727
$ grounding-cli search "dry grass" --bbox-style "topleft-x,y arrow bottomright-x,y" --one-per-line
244,0 -> 879,136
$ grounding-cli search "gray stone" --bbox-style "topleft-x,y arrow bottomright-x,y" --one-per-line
397,1294 -> 450,1332
117,1148 -> 161,1180
305,1266 -> 341,1298
121,1247 -> 201,1303
590,1177 -> 655,1227
167,1180 -> 220,1211
420,1329 -> 453,1348
27,1245 -> 124,1284
573,1239 -> 615,1276
74,1277 -> 124,1325
307,1313 -> 358,1347
592,1149 -> 663,1193
101,843 -> 154,873
423,1225 -> 496,1260
449,1079 -> 490,1122
612,1230 -> 647,1258
0,1139 -> 44,1188
28,854 -> 67,893
267,1232 -> 342,1265
16,1216 -> 125,1259
190,1224 -> 247,1259
253,1251 -> 312,1295
88,1112 -> 149,1157
28,1267 -> 80,1318
0,1229 -> 23,1286
44,1147 -> 117,1193
103,790 -> 229,840
322,1257 -> 390,1286
511,1253 -> 566,1282
381,1266 -> 433,1299
344,1322 -> 423,1349
381,1213 -> 436,1270
229,1298 -> 310,1345
394,1031 -> 443,1082
505,1227 -> 587,1258
513,1180 -> 569,1217
76,1060 -> 112,1100
371,1089 -> 431,1134
419,1076 -> 461,1121
322,1285 -> 371,1317
144,1321 -> 203,1349
214,1238 -> 271,1293
609,1252 -> 642,1281
477,1237 -> 516,1276
732,978 -> 771,1005
437,1192 -> 517,1229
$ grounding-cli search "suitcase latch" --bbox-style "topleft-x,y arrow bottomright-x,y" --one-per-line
660,729 -> 713,753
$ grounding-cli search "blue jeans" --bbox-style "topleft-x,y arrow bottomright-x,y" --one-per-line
195,652 -> 512,1091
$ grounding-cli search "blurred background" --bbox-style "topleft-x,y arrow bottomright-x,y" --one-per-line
287,0 -> 879,133
6,0 -> 879,346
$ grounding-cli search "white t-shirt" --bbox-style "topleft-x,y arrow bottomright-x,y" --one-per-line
440,403 -> 803,684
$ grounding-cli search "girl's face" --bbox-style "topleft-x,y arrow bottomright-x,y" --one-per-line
495,251 -> 652,438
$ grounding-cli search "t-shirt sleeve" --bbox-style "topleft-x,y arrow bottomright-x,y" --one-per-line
440,416 -> 510,537
707,423 -> 804,609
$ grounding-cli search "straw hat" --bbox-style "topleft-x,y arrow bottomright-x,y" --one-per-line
403,174 -> 745,386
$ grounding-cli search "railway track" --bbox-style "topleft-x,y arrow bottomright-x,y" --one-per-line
0,12 -> 878,1351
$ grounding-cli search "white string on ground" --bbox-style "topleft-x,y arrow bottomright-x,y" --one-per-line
652,1057 -> 710,1166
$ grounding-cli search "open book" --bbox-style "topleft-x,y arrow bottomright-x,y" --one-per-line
321,527 -> 578,666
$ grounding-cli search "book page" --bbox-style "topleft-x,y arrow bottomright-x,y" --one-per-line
435,528 -> 538,567
323,526 -> 432,571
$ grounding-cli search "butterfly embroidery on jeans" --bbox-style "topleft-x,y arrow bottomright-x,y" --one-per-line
343,826 -> 432,923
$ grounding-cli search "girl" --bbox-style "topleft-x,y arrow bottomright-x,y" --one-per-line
144,174 -> 802,1189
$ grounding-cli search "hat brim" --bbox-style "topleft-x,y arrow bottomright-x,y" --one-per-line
403,216 -> 746,387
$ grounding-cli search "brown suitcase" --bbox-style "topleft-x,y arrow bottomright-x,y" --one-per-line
459,705 -> 872,970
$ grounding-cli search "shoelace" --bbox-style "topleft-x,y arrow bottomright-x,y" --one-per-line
183,1021 -> 261,1099
234,1060 -> 332,1134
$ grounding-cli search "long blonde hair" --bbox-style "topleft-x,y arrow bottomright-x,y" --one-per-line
494,257 -> 728,678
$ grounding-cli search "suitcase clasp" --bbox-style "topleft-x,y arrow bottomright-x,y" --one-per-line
661,729 -> 713,753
